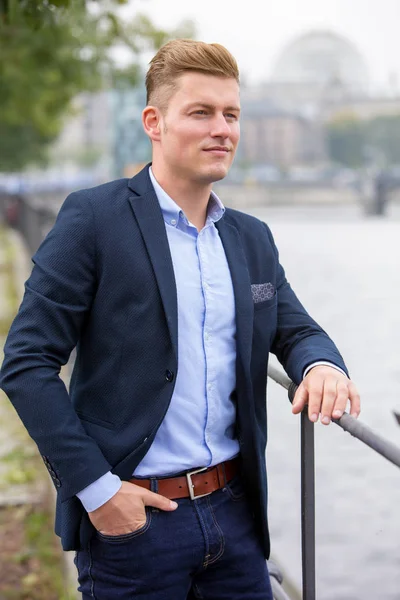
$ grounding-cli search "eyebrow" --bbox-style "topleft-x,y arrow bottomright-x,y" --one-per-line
186,102 -> 241,113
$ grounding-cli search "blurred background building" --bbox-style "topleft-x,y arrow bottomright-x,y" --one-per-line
238,30 -> 400,176
49,28 -> 400,183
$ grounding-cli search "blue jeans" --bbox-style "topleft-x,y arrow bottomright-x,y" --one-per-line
75,476 -> 273,599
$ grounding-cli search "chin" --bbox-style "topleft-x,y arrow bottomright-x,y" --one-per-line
202,164 -> 229,184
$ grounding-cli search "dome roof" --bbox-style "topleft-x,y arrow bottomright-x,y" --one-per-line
271,30 -> 369,90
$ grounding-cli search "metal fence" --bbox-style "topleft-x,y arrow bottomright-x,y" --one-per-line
1,167 -> 400,251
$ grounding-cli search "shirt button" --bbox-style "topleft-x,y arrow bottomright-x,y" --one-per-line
170,219 -> 177,226
165,370 -> 174,382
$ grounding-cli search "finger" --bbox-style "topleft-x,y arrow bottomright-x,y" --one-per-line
320,376 -> 338,425
332,382 -> 349,419
307,377 -> 324,423
292,383 -> 308,414
348,381 -> 361,418
141,488 -> 178,511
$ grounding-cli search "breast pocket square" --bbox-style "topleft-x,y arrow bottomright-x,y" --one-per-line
251,283 -> 275,303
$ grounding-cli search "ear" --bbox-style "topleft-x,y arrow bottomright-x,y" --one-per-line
142,106 -> 162,142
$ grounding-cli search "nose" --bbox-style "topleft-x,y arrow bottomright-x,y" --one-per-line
210,113 -> 231,138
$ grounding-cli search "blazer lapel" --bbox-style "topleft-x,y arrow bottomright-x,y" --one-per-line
126,165 -> 253,368
127,169 -> 178,358
216,218 -> 254,371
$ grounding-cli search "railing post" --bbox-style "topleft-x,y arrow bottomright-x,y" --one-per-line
269,365 -> 317,598
288,377 -> 316,600
300,410 -> 316,600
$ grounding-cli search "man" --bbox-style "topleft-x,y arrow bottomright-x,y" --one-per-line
0,40 -> 360,599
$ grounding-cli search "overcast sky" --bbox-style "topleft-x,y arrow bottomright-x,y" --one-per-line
120,0 -> 400,91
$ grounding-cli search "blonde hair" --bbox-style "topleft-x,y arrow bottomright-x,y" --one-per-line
146,39 -> 239,111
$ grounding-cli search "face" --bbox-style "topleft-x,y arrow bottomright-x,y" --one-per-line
146,72 -> 240,186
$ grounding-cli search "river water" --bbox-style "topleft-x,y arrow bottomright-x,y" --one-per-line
245,203 -> 400,600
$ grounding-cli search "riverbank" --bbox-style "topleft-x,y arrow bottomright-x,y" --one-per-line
0,225 -> 76,600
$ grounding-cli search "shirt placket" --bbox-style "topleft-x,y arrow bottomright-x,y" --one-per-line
197,225 -> 217,460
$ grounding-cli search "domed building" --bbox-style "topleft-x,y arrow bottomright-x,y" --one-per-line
238,29 -> 376,168
270,30 -> 370,94
250,29 -> 372,114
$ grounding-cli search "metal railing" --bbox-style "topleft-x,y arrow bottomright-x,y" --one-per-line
0,193 -> 60,254
267,364 -> 400,600
268,561 -> 293,600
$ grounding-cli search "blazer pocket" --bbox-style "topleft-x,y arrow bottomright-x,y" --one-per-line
253,292 -> 277,311
75,411 -> 116,430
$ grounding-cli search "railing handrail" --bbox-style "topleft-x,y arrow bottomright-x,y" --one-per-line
267,561 -> 294,600
268,363 -> 400,469
267,363 -> 400,599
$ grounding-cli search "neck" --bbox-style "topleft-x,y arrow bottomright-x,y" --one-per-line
151,166 -> 212,231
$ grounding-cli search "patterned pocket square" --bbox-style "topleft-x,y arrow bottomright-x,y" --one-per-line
251,282 -> 275,303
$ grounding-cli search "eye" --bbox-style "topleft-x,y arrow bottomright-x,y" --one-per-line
226,113 -> 238,121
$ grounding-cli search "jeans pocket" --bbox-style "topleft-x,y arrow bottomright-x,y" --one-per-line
225,476 -> 246,501
96,507 -> 152,543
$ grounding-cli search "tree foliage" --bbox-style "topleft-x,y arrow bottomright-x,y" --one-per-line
326,116 -> 365,168
0,0 -> 194,171
367,115 -> 400,165
326,113 -> 400,168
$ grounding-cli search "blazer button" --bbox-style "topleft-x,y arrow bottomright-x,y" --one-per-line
165,369 -> 174,383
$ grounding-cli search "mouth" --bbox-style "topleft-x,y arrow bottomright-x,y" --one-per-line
203,147 -> 230,156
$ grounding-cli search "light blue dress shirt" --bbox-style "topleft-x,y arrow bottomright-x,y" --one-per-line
76,170 -> 346,512
136,169 -> 240,475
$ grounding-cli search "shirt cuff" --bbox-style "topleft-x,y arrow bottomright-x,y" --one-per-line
76,471 -> 122,513
303,361 -> 347,379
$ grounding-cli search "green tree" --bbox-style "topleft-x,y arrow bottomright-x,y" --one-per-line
326,112 -> 400,168
366,115 -> 400,165
326,115 -> 365,168
0,0 -> 194,171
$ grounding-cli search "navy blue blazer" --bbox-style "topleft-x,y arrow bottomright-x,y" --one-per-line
0,165 -> 347,555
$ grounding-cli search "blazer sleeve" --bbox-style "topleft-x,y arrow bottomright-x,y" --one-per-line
0,191 -> 112,502
263,223 -> 349,384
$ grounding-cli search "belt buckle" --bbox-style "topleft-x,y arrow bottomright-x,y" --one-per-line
186,466 -> 210,500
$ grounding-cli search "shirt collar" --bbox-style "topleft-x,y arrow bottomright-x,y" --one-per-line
149,166 -> 225,228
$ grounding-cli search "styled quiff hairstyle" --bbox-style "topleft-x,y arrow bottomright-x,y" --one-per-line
146,39 -> 239,111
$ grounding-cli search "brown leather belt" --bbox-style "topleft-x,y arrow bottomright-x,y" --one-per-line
129,457 -> 240,500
